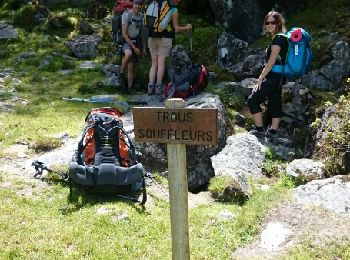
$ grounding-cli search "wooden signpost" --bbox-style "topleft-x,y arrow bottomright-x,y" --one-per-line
133,99 -> 217,260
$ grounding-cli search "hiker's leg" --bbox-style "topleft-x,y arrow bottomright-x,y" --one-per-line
156,55 -> 166,85
271,118 -> 281,130
149,54 -> 158,83
267,84 -> 282,130
247,79 -> 274,128
127,61 -> 135,89
155,38 -> 172,85
148,38 -> 158,84
253,112 -> 264,127
121,45 -> 132,74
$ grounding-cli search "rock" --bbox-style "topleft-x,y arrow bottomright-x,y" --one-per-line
259,222 -> 292,251
293,175 -> 350,214
211,133 -> 266,179
0,21 -> 18,39
217,33 -> 249,68
65,35 -> 102,59
209,0 -> 263,43
286,159 -> 325,181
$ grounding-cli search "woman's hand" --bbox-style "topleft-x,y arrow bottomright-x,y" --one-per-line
185,23 -> 192,31
253,77 -> 263,92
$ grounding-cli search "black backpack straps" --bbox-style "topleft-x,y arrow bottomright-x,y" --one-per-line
140,177 -> 147,205
120,127 -> 137,165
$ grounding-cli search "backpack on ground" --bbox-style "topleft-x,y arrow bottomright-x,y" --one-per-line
271,27 -> 312,80
69,107 -> 146,203
112,0 -> 133,51
165,64 -> 209,98
144,0 -> 172,38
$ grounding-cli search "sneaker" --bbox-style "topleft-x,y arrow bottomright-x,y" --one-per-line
117,74 -> 126,87
265,128 -> 278,139
148,83 -> 155,95
155,83 -> 162,95
249,127 -> 265,138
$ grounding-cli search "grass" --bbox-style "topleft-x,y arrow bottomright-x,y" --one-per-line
283,240 -> 350,260
0,172 -> 290,259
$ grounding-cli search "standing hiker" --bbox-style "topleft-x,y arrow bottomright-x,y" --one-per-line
146,0 -> 192,95
119,0 -> 144,94
247,10 -> 288,138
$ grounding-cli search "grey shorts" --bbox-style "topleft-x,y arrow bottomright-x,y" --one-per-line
148,37 -> 173,57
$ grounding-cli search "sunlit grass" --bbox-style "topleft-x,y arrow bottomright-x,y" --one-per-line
0,174 -> 290,259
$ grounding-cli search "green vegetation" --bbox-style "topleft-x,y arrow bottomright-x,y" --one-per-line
313,94 -> 350,175
284,240 -> 350,260
0,0 -> 349,258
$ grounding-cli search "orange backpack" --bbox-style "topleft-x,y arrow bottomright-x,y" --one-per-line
76,107 -> 135,167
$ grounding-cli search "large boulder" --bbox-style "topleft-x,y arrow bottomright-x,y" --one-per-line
209,0 -> 263,44
301,41 -> 350,90
293,175 -> 350,214
65,35 -> 102,59
217,33 -> 250,68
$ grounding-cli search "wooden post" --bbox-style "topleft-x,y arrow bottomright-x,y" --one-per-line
133,100 -> 217,259
165,98 -> 190,260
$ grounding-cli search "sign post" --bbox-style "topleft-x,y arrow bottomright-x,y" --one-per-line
133,98 -> 217,260
165,99 -> 189,260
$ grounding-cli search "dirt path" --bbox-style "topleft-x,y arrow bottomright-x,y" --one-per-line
233,199 -> 350,259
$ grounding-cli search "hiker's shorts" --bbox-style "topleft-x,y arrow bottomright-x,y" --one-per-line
247,73 -> 285,118
148,37 -> 173,57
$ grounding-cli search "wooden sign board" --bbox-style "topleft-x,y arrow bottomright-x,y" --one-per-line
133,107 -> 217,145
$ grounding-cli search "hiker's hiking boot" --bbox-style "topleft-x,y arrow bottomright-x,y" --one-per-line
265,128 -> 278,140
155,83 -> 162,95
249,127 -> 265,138
148,83 -> 154,95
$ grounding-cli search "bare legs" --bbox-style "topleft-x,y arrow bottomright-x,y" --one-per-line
149,53 -> 166,85
252,112 -> 281,130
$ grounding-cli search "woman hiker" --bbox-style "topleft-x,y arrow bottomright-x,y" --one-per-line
147,0 -> 192,95
247,10 -> 288,138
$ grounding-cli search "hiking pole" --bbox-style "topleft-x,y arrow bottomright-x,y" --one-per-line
187,22 -> 194,52
61,97 -> 147,107
31,160 -> 68,180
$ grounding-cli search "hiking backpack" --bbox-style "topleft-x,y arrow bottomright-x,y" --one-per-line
271,27 -> 312,80
144,0 -> 172,37
112,0 -> 133,50
69,107 -> 146,203
164,64 -> 209,98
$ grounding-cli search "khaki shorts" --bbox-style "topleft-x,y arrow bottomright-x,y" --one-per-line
148,37 -> 173,57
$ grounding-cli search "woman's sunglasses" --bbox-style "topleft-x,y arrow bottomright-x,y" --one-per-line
265,21 -> 277,25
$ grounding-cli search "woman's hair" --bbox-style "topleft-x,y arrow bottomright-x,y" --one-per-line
263,11 -> 287,35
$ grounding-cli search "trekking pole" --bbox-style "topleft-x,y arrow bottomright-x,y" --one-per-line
31,160 -> 68,180
188,22 -> 193,52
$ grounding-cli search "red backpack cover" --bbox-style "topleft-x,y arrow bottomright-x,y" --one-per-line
165,64 -> 208,98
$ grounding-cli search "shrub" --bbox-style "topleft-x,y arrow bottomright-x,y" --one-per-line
314,94 -> 350,175
13,5 -> 49,31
